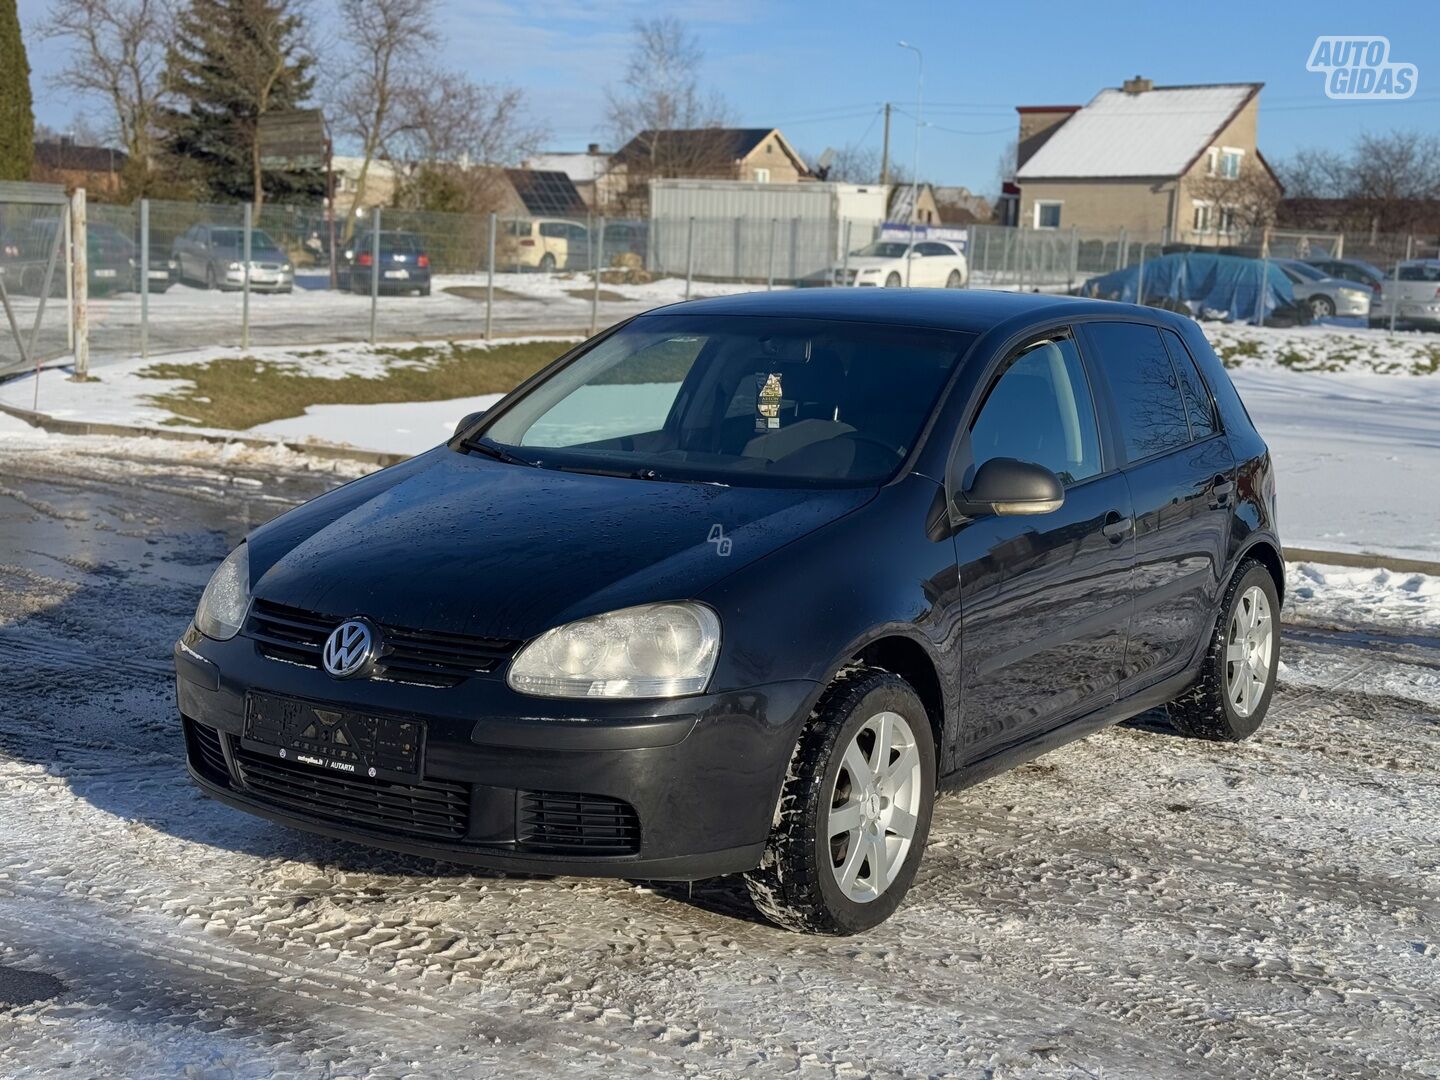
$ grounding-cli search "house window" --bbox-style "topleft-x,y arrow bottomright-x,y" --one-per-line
1193,201 -> 1213,232
1219,148 -> 1243,180
1034,200 -> 1062,229
1206,148 -> 1219,176
754,168 -> 771,183
1217,207 -> 1236,234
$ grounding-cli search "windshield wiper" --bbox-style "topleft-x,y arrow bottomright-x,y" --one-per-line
462,437 -> 533,467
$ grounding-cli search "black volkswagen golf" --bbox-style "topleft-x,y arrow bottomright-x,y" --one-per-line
177,290 -> 1282,934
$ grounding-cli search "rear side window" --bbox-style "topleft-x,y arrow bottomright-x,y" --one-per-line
1161,329 -> 1218,438
1086,322 -> 1191,463
969,334 -> 1101,486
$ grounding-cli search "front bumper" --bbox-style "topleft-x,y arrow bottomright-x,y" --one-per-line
175,627 -> 816,879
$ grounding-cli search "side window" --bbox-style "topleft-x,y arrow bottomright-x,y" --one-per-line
1087,322 -> 1192,462
969,334 -> 1101,486
539,222 -> 568,239
1161,329 -> 1218,438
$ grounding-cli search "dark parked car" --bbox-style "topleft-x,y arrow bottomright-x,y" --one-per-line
7,219 -> 141,296
338,230 -> 431,295
172,224 -> 294,292
177,290 -> 1283,934
1306,257 -> 1385,294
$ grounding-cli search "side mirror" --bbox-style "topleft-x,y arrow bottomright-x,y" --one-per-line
953,458 -> 1064,517
453,410 -> 486,439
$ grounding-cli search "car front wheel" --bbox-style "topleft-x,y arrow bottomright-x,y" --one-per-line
744,670 -> 936,934
1166,558 -> 1279,741
1309,295 -> 1336,319
885,271 -> 902,288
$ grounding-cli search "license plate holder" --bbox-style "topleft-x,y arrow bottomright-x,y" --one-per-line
242,692 -> 426,782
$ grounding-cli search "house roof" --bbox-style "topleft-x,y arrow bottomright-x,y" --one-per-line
1016,83 -> 1261,180
611,128 -> 808,175
525,151 -> 610,183
33,140 -> 128,172
504,169 -> 588,216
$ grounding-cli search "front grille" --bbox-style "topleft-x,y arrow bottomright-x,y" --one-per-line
246,599 -> 518,687
233,743 -> 471,841
518,791 -> 641,855
184,718 -> 230,784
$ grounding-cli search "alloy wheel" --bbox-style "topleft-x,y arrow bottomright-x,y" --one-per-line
826,710 -> 923,903
1225,585 -> 1273,717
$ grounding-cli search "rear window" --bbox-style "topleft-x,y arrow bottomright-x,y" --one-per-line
1086,322 -> 1192,463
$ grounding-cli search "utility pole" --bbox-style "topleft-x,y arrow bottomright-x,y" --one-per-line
880,103 -> 892,186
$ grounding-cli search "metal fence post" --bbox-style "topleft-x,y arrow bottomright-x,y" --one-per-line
485,212 -> 496,338
1389,255 -> 1400,334
71,188 -> 88,379
1017,227 -> 1027,292
241,203 -> 252,348
789,216 -> 800,283
842,219 -> 852,286
139,199 -> 150,360
64,207 -> 74,352
1068,226 -> 1079,292
590,216 -> 606,336
1136,243 -> 1147,304
1116,226 -> 1127,271
767,218 -> 777,291
685,216 -> 695,299
369,207 -> 381,345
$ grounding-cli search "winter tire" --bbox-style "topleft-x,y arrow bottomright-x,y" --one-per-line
1166,559 -> 1280,742
744,670 -> 936,935
885,272 -> 902,288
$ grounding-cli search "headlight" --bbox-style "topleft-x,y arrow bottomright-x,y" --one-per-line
282,263 -> 292,272
195,544 -> 250,640
1340,287 -> 1367,300
227,261 -> 243,271
507,602 -> 720,699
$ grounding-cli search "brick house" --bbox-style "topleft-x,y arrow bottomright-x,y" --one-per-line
1011,77 -> 1283,244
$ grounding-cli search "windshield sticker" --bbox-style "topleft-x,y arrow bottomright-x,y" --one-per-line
756,372 -> 784,431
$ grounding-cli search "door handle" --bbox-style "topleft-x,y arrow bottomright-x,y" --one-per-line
1102,511 -> 1132,543
1210,476 -> 1236,506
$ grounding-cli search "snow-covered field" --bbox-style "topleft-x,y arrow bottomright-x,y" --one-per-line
5,320 -> 1439,560
0,428 -> 1436,1077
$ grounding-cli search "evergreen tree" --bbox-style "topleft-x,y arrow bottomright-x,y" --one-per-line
162,0 -> 322,207
0,0 -> 36,182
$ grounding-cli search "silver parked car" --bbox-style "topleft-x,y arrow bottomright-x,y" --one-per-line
1277,260 -> 1372,320
1370,260 -> 1440,330
172,224 -> 294,293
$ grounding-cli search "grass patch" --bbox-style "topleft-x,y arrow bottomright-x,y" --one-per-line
139,341 -> 567,430
443,284 -> 537,303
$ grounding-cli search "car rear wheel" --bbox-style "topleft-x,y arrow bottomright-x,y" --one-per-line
744,670 -> 935,935
1166,559 -> 1279,741
539,253 -> 556,273
945,269 -> 962,288
1309,295 -> 1336,319
885,272 -> 902,288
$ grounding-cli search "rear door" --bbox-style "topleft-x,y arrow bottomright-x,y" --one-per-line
1081,321 -> 1235,690
955,329 -> 1135,762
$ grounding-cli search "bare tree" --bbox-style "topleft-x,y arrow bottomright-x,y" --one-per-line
1276,130 -> 1440,234
38,0 -> 174,191
391,74 -> 545,213
1189,165 -> 1280,244
604,16 -> 730,211
328,0 -> 435,233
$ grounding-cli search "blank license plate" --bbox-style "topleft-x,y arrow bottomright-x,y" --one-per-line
242,692 -> 426,781
94,269 -> 117,278
384,269 -> 409,279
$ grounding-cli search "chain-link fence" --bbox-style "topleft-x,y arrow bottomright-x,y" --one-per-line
7,182 -> 1440,377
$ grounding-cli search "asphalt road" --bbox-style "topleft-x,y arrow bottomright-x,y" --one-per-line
0,433 -> 1436,1078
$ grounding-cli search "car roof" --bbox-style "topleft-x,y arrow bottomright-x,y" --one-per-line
644,287 -> 1173,335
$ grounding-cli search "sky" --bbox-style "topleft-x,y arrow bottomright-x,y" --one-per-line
16,0 -> 1440,195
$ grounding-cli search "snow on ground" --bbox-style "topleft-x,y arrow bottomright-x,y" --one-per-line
0,436 -> 1436,1078
1287,561 -> 1440,632
252,392 -> 506,454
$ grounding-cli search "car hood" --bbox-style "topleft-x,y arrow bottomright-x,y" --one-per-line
848,256 -> 902,272
246,447 -> 875,640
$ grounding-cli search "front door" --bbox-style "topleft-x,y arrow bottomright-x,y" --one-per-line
1081,321 -> 1236,686
955,330 -> 1135,763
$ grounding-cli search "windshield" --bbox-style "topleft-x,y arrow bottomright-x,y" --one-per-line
479,315 -> 973,486
211,228 -> 280,250
1283,261 -> 1325,282
852,242 -> 910,259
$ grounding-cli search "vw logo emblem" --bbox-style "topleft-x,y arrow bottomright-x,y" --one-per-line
322,619 -> 376,679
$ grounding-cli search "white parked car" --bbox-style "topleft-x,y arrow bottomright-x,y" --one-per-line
1370,260 -> 1440,330
843,240 -> 968,288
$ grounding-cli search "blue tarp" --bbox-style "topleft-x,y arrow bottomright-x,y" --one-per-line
1080,253 -> 1296,323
